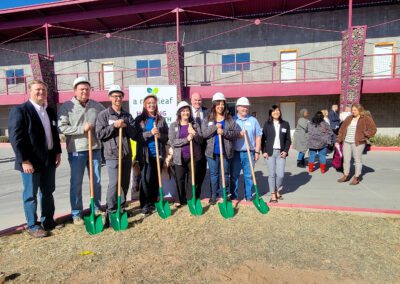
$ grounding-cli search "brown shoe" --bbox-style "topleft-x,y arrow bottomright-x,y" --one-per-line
337,175 -> 350,183
27,227 -> 49,238
350,176 -> 360,185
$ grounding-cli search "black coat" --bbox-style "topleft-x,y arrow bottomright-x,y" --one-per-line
261,120 -> 291,156
8,100 -> 62,172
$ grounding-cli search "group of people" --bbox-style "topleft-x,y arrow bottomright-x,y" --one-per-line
293,103 -> 377,185
8,77 -> 376,238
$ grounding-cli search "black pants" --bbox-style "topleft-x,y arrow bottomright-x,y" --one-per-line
139,156 -> 161,208
195,143 -> 207,196
174,157 -> 200,204
105,158 -> 132,212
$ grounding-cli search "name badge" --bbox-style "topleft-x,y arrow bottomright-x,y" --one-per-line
52,120 -> 56,126
175,127 -> 178,132
282,128 -> 287,133
245,122 -> 251,126
208,122 -> 214,126
108,119 -> 115,126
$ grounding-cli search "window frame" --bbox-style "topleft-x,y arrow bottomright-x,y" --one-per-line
221,52 -> 251,74
136,59 -> 161,78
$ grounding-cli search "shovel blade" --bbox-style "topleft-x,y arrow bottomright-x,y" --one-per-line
155,200 -> 171,219
188,197 -> 203,216
84,213 -> 104,235
253,198 -> 270,214
110,211 -> 129,231
218,200 -> 234,219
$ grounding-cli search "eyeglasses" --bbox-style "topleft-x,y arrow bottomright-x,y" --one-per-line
111,95 -> 123,99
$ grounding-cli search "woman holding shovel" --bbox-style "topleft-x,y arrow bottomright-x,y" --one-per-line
134,93 -> 169,215
168,101 -> 203,208
96,85 -> 138,227
202,92 -> 240,205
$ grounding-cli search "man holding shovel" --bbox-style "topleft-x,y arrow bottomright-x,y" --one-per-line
230,97 -> 262,201
58,77 -> 105,225
96,85 -> 139,225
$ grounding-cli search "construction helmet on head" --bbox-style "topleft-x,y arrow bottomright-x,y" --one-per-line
108,85 -> 124,96
236,97 -> 250,106
176,101 -> 190,114
73,77 -> 90,89
212,92 -> 226,102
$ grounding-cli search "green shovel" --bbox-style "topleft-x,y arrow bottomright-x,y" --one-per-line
244,130 -> 269,214
217,133 -> 234,219
187,139 -> 203,216
84,129 -> 104,235
110,127 -> 129,231
154,128 -> 171,219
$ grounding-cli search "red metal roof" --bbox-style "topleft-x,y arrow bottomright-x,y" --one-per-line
0,0 -> 397,42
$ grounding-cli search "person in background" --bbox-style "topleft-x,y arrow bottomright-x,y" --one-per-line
58,77 -> 105,225
169,101 -> 203,207
307,111 -> 333,174
340,106 -> 352,122
336,103 -> 377,185
202,92 -> 240,205
134,93 -> 169,215
328,104 -> 340,135
321,109 -> 330,125
293,108 -> 309,168
190,92 -> 208,197
96,85 -> 138,220
261,105 -> 291,203
8,80 -> 62,238
230,97 -> 262,201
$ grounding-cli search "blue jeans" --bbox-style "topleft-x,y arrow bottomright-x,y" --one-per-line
207,155 -> 230,200
230,151 -> 254,200
68,149 -> 102,219
297,151 -> 305,161
309,147 -> 327,164
21,163 -> 56,230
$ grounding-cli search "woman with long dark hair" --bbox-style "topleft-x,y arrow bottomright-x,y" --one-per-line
261,105 -> 291,202
336,103 -> 377,185
307,111 -> 333,173
202,92 -> 240,205
134,94 -> 169,215
168,101 -> 203,207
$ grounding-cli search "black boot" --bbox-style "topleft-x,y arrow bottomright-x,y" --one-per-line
297,160 -> 302,167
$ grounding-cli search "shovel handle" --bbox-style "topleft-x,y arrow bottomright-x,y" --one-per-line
189,140 -> 195,187
218,133 -> 226,188
154,124 -> 163,188
118,127 -> 122,197
243,130 -> 257,186
88,129 -> 95,198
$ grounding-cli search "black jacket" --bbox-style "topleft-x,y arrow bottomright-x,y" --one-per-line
96,107 -> 139,160
8,101 -> 62,172
261,120 -> 291,156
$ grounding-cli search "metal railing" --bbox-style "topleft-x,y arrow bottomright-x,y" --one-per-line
1,54 -> 400,96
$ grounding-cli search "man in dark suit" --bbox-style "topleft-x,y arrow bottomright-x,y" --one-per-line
8,80 -> 62,238
190,92 -> 208,197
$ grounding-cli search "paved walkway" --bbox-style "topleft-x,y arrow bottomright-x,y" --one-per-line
1,145 -> 399,230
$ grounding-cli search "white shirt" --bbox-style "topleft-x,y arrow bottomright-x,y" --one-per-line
273,120 -> 281,149
191,106 -> 205,123
30,99 -> 53,150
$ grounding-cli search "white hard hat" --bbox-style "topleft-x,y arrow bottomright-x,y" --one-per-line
73,76 -> 90,89
212,92 -> 226,102
176,101 -> 190,114
236,97 -> 250,106
108,85 -> 124,96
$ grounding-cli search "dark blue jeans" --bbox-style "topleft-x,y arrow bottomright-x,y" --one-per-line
309,147 -> 328,164
207,155 -> 230,200
21,163 -> 56,230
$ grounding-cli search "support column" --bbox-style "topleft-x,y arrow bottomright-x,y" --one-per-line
44,23 -> 50,57
166,41 -> 184,101
29,53 -> 58,109
340,26 -> 367,111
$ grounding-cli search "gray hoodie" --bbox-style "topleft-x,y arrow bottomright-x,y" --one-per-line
58,97 -> 105,152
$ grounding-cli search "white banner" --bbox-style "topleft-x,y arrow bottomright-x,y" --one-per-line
128,85 -> 177,126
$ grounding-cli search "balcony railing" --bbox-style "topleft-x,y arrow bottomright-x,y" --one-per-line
0,54 -> 399,96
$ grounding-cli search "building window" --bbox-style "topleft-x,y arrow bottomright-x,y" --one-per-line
221,53 -> 250,73
280,50 -> 297,82
6,69 -> 24,85
101,63 -> 114,90
136,59 -> 161,78
373,43 -> 394,78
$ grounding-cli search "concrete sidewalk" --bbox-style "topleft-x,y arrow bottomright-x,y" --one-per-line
1,146 -> 399,230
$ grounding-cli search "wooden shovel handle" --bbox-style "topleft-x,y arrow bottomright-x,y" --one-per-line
190,140 -> 195,186
154,124 -> 163,188
218,133 -> 226,188
88,129 -> 95,198
243,130 -> 257,186
118,127 -> 122,197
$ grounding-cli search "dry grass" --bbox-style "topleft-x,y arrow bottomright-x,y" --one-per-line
0,202 -> 399,283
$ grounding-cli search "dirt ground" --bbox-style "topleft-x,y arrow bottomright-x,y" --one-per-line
0,202 -> 399,283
